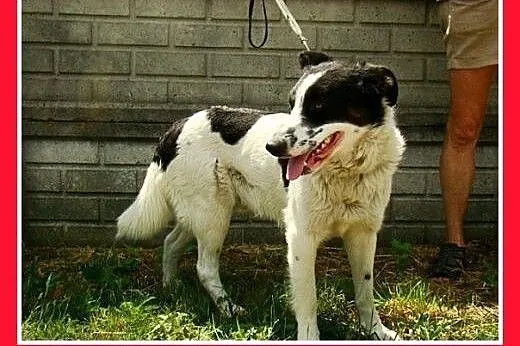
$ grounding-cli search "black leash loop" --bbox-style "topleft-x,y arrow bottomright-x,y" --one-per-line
248,0 -> 269,48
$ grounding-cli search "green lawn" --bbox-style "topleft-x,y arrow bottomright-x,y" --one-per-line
21,241 -> 499,341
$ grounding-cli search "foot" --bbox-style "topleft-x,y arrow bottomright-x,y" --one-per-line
428,243 -> 466,281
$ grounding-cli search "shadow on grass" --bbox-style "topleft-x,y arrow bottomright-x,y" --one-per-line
21,241 -> 499,341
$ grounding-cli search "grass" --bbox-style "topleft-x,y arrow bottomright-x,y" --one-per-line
21,240 -> 499,341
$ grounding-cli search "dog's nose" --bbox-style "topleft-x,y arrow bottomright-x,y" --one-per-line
265,140 -> 288,157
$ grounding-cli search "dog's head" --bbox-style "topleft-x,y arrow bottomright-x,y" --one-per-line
266,51 -> 398,181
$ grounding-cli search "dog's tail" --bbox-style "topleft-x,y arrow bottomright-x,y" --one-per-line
116,162 -> 173,246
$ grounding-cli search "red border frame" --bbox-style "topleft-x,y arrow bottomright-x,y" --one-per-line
503,0 -> 516,345
1,0 -> 17,345
7,0 -> 515,345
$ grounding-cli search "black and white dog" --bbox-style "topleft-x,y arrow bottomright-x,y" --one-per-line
116,51 -> 405,340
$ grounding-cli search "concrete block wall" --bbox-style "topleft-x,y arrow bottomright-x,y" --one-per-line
22,0 -> 499,247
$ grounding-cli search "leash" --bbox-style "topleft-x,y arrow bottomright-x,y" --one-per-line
248,0 -> 269,48
248,0 -> 311,51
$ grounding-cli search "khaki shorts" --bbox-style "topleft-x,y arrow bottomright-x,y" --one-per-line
438,0 -> 498,69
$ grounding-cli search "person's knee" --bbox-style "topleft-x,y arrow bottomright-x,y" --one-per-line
446,116 -> 482,149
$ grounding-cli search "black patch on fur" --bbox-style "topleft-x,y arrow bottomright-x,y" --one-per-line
306,128 -> 323,138
300,62 -> 398,128
364,273 -> 371,280
299,51 -> 333,69
153,117 -> 189,171
208,106 -> 267,145
278,158 -> 289,187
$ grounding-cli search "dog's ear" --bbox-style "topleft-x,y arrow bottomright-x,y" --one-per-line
367,65 -> 398,107
298,51 -> 333,69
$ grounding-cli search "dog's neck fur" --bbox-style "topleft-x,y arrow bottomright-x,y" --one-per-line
319,105 -> 404,179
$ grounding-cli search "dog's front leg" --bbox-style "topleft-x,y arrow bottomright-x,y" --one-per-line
343,229 -> 399,340
286,228 -> 320,340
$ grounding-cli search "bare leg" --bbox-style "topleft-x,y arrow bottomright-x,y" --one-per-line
440,66 -> 497,246
343,228 -> 398,340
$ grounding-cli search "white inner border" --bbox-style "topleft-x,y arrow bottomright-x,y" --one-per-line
16,0 -> 505,344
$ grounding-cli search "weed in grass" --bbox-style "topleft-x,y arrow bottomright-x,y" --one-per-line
390,239 -> 412,274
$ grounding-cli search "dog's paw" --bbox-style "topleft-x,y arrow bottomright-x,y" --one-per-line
372,325 -> 400,341
218,299 -> 246,318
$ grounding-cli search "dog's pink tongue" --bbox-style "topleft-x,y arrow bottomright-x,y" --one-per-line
287,154 -> 308,181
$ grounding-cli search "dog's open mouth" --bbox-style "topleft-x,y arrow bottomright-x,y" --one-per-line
287,131 -> 344,181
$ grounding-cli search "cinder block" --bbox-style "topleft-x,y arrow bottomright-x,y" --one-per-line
426,170 -> 498,196
24,224 -> 118,247
425,224 -> 498,245
211,0 -> 279,20
23,168 -> 62,192
100,198 -> 135,221
23,139 -> 99,164
426,58 -> 448,81
23,225 -> 65,246
59,50 -> 131,74
400,126 -> 445,143
66,225 -> 118,247
392,28 -> 445,53
476,145 -> 499,168
93,80 -> 168,103
401,145 -> 440,168
24,197 -> 99,221
211,54 -> 279,78
364,56 -> 424,82
402,144 -> 498,168
59,0 -> 129,16
22,48 -> 54,73
391,170 -> 427,195
243,82 -> 293,106
135,52 -> 206,76
102,141 -> 156,165
22,18 -> 91,44
23,120 -> 170,140
22,77 -> 92,101
286,0 -> 354,22
312,55 -> 425,82
63,169 -> 137,193
392,197 -> 443,221
136,168 -> 147,190
22,0 -> 52,13
136,0 -> 205,18
97,22 -> 168,46
357,1 -> 425,24
398,85 -> 449,108
168,81 -> 242,105
283,54 -> 305,79
466,199 -> 499,222
379,224 -> 426,245
248,25 -> 316,50
173,23 -> 243,48
319,27 -> 391,52
428,1 -> 441,26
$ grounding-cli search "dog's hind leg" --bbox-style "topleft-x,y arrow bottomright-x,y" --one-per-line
343,228 -> 399,340
162,224 -> 194,288
192,205 -> 243,318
